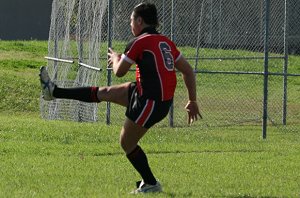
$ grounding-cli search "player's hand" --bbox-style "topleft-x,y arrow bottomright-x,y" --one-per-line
107,48 -> 121,67
185,100 -> 202,125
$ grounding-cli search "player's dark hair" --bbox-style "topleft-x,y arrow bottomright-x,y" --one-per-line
133,2 -> 159,28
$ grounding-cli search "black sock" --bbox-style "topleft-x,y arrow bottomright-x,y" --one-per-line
126,145 -> 157,185
53,86 -> 100,103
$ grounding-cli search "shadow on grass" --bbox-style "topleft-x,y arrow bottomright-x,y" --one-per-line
92,149 -> 265,157
222,196 -> 280,198
162,192 -> 281,198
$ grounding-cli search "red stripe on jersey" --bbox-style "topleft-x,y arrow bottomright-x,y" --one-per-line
136,67 -> 143,96
136,100 -> 155,127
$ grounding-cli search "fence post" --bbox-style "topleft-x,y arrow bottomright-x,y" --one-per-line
195,1 -> 205,71
282,0 -> 288,125
162,0 -> 165,34
262,0 -> 270,139
106,0 -> 113,125
168,0 -> 176,127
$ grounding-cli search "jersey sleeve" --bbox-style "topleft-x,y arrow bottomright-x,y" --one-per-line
123,38 -> 143,64
170,41 -> 182,63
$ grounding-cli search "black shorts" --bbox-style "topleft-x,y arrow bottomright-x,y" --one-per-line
125,82 -> 173,129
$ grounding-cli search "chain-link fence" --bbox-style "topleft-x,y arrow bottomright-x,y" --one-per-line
43,0 -> 300,134
100,0 -> 300,133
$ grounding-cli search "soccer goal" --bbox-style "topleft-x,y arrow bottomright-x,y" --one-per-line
40,0 -> 107,122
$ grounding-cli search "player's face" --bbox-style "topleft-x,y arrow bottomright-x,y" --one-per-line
130,12 -> 142,36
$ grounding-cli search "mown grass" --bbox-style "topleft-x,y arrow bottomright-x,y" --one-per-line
0,114 -> 300,197
0,40 -> 300,197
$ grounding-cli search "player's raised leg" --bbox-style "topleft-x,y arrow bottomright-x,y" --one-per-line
97,82 -> 130,107
39,66 -> 130,106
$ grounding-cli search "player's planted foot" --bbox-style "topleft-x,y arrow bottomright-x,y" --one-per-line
39,66 -> 56,101
130,180 -> 162,194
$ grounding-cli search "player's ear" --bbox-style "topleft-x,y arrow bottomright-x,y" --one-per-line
136,16 -> 143,25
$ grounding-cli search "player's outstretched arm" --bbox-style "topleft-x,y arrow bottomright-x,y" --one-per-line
175,56 -> 202,125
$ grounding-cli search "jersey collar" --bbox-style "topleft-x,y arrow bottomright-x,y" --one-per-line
138,27 -> 159,36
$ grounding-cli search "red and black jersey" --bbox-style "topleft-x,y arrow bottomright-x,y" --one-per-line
122,27 -> 181,101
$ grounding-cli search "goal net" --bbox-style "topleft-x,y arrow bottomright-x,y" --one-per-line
40,0 -> 107,122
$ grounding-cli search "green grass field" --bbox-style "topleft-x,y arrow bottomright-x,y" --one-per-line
0,41 -> 300,197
